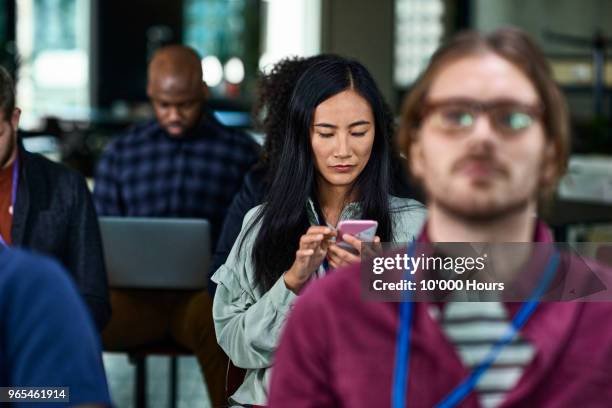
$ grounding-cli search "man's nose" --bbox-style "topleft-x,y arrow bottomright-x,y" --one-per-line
466,114 -> 498,152
470,114 -> 501,139
167,106 -> 181,121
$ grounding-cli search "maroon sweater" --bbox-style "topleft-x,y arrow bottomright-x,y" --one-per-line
269,222 -> 612,407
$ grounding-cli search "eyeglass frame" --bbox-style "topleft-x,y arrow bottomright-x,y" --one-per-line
418,97 -> 545,135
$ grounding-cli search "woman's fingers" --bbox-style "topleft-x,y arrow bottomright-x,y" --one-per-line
327,253 -> 346,269
300,233 -> 325,249
300,227 -> 336,250
341,233 -> 363,254
296,248 -> 314,258
306,226 -> 336,238
328,244 -> 360,265
297,239 -> 328,267
362,235 -> 383,258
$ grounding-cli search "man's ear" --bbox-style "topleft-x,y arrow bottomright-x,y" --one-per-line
10,108 -> 20,130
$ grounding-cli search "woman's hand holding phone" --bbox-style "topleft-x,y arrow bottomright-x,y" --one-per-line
284,226 -> 336,293
327,234 -> 381,269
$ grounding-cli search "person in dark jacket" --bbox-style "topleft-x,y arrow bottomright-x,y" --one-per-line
0,66 -> 110,331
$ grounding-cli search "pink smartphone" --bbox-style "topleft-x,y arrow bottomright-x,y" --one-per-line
336,220 -> 378,252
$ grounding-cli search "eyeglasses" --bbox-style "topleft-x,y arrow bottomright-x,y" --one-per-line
420,98 -> 544,135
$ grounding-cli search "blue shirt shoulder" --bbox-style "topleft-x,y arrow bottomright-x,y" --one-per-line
0,248 -> 111,406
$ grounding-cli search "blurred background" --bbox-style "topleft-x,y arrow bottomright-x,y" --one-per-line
2,1 -> 612,406
2,0 -> 612,167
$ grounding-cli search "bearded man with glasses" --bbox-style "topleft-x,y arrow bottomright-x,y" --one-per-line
267,27 -> 612,408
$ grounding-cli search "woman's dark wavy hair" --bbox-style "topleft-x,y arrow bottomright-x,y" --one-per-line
245,54 -> 394,292
253,55 -> 329,180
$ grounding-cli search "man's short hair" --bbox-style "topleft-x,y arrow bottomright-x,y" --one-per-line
398,27 -> 570,191
0,66 -> 15,120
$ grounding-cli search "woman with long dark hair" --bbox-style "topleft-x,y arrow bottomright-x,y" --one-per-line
208,55 -> 422,296
212,55 -> 426,407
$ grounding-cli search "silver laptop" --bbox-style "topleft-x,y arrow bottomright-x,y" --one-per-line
99,217 -> 210,289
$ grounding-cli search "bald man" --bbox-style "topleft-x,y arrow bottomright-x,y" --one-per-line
93,45 -> 259,406
147,45 -> 210,137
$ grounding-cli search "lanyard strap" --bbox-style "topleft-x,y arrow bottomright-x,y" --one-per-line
392,242 -> 417,408
392,244 -> 560,408
0,155 -> 19,247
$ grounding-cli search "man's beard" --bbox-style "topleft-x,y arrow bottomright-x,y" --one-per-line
427,154 -> 536,224
433,191 -> 532,224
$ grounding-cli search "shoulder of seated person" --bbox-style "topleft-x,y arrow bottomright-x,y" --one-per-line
244,204 -> 264,224
389,195 -> 426,212
230,132 -> 260,154
0,249 -> 69,294
24,151 -> 83,186
243,167 -> 267,188
115,120 -> 159,143
208,122 -> 260,149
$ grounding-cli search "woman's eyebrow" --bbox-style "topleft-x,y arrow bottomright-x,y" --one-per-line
314,120 -> 371,128
314,123 -> 337,128
348,120 -> 371,128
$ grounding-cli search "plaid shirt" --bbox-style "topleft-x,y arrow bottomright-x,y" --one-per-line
93,113 -> 259,243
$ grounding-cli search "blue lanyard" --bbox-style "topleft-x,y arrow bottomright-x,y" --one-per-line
0,155 -> 19,247
392,242 -> 417,408
392,243 -> 560,408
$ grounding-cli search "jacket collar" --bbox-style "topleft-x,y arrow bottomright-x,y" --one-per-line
304,195 -> 410,227
11,141 -> 30,246
305,198 -> 361,227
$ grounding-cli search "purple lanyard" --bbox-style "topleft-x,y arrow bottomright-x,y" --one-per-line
0,154 -> 19,247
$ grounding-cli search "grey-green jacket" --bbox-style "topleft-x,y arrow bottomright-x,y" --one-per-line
211,196 -> 426,406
